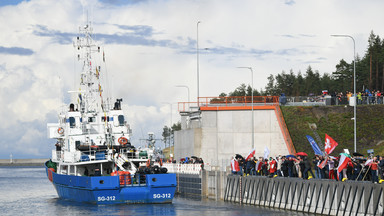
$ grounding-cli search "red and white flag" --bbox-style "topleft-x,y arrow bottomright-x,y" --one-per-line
337,154 -> 351,180
231,159 -> 240,172
318,158 -> 328,169
245,148 -> 256,161
325,134 -> 338,155
365,159 -> 373,166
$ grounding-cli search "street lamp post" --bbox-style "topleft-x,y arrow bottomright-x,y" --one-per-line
331,34 -> 357,153
238,67 -> 254,149
175,85 -> 190,104
197,21 -> 201,107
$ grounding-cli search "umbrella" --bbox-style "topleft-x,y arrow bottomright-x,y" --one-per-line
286,155 -> 296,158
191,156 -> 198,159
235,154 -> 244,160
296,152 -> 308,157
353,152 -> 364,157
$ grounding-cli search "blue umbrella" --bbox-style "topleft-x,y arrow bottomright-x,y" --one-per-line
286,155 -> 296,158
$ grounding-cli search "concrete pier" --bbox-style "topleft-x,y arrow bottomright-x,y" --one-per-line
173,169 -> 384,216
224,175 -> 384,215
0,159 -> 47,166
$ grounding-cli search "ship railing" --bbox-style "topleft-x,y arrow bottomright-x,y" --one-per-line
79,150 -> 110,162
178,96 -> 279,112
118,148 -> 137,159
52,150 -> 62,161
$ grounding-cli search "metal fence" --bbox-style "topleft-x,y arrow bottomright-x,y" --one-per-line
163,163 -> 210,174
284,96 -> 384,106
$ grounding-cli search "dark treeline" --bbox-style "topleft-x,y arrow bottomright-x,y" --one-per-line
220,31 -> 384,97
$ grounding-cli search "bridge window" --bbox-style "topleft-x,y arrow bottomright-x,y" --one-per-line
69,117 -> 75,128
118,115 -> 125,126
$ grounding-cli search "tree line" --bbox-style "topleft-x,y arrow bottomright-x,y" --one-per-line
162,122 -> 181,147
219,31 -> 384,97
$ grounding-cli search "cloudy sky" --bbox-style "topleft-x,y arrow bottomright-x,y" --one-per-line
1,0 -> 383,159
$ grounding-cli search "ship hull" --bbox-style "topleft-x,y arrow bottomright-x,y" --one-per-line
45,162 -> 177,204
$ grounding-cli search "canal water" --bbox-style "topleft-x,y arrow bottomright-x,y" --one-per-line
0,166 -> 311,215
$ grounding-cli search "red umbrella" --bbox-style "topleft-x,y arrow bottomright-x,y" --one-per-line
296,152 -> 308,157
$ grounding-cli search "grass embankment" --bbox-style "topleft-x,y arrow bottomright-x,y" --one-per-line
281,105 -> 384,159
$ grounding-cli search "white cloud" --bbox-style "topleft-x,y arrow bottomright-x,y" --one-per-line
0,0 -> 384,158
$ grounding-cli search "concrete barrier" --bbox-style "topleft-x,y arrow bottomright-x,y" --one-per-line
224,175 -> 384,216
173,170 -> 384,215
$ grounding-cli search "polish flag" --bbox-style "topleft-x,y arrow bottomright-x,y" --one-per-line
325,134 -> 338,155
245,148 -> 256,161
231,159 -> 240,172
337,154 -> 351,180
256,161 -> 263,171
365,159 -> 373,166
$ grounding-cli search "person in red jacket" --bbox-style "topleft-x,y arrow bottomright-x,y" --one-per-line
269,158 -> 277,177
371,157 -> 379,183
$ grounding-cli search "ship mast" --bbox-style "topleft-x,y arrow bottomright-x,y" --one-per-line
74,22 -> 106,115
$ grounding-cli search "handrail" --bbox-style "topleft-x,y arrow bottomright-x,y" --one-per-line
178,96 -> 279,112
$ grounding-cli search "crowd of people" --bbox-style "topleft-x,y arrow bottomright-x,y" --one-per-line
336,89 -> 383,105
179,156 -> 204,164
230,153 -> 384,183
280,89 -> 384,106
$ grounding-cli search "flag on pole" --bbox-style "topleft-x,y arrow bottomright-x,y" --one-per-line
255,160 -> 262,172
365,159 -> 373,166
245,148 -> 256,161
325,134 -> 338,155
337,153 -> 351,180
264,147 -> 270,159
318,157 -> 328,169
306,135 -> 323,156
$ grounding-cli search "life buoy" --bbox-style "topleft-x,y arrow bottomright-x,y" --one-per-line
57,127 -> 64,135
118,137 -> 128,145
146,159 -> 151,168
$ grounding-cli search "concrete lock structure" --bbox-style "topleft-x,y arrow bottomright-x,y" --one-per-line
174,96 -> 295,167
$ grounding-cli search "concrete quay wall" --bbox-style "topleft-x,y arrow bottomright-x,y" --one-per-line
0,159 -> 47,166
176,170 -> 384,216
225,175 -> 384,215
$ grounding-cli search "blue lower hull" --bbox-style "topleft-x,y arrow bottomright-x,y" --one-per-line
45,162 -> 177,204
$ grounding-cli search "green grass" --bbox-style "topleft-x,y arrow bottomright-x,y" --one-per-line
281,105 -> 384,159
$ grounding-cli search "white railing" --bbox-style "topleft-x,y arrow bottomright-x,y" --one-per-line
162,163 -> 209,174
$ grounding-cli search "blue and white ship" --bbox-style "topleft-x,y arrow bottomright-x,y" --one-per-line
45,21 -> 176,204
